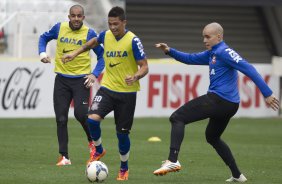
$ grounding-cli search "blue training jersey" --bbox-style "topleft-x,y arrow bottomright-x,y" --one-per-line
168,41 -> 273,103
38,22 -> 105,78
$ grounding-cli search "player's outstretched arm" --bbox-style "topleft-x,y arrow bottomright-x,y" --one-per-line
61,37 -> 98,64
265,94 -> 280,111
155,43 -> 170,54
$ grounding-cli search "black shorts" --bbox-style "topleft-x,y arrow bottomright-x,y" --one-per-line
89,87 -> 137,132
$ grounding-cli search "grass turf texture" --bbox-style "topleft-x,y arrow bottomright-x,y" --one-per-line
0,118 -> 281,184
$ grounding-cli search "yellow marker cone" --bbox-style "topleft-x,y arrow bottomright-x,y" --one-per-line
148,136 -> 161,142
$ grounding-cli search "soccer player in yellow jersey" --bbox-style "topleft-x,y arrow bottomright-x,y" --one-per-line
62,6 -> 149,180
38,5 -> 104,166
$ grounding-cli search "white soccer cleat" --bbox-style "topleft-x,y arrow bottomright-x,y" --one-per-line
226,174 -> 247,182
153,160 -> 181,176
56,156 -> 71,166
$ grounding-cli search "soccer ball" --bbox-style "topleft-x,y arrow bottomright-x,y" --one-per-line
86,161 -> 109,182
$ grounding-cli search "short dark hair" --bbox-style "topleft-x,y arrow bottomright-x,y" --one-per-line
69,4 -> 84,15
108,6 -> 126,21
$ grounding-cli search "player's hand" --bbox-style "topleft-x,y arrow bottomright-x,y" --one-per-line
125,75 -> 138,86
155,43 -> 170,54
265,94 -> 280,111
84,74 -> 97,88
40,52 -> 51,63
61,53 -> 75,64
41,56 -> 51,63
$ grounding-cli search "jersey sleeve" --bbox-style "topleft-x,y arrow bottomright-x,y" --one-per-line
38,22 -> 60,54
132,36 -> 146,61
91,56 -> 105,77
221,48 -> 273,97
168,48 -> 210,65
87,29 -> 105,77
97,31 -> 106,44
91,45 -> 105,78
87,28 -> 98,40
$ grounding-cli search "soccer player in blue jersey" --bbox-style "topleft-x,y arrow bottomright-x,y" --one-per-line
62,6 -> 149,180
38,5 -> 104,166
153,22 -> 280,182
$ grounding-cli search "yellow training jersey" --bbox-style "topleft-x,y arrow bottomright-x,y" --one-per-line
101,30 -> 140,92
55,22 -> 91,76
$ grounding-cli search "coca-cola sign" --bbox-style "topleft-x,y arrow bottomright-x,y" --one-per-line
0,67 -> 43,110
0,60 -> 279,118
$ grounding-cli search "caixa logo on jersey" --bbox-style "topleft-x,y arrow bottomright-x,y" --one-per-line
0,67 -> 43,110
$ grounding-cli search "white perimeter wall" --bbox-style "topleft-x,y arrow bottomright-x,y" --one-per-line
0,59 -> 279,118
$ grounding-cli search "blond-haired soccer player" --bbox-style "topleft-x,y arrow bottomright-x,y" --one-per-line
62,6 -> 148,180
38,4 -> 104,166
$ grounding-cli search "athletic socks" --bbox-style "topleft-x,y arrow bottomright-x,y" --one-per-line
117,133 -> 130,170
120,161 -> 128,170
87,118 -> 103,153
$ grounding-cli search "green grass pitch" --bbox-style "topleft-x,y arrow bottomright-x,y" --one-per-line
0,117 -> 281,184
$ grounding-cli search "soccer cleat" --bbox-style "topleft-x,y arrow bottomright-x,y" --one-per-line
116,169 -> 129,180
56,156 -> 71,166
153,160 -> 181,176
226,174 -> 247,182
88,149 -> 106,163
88,141 -> 96,154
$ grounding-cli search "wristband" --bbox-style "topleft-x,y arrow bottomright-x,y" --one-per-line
39,52 -> 47,60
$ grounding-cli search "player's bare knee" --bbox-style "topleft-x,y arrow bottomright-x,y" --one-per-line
88,114 -> 102,121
